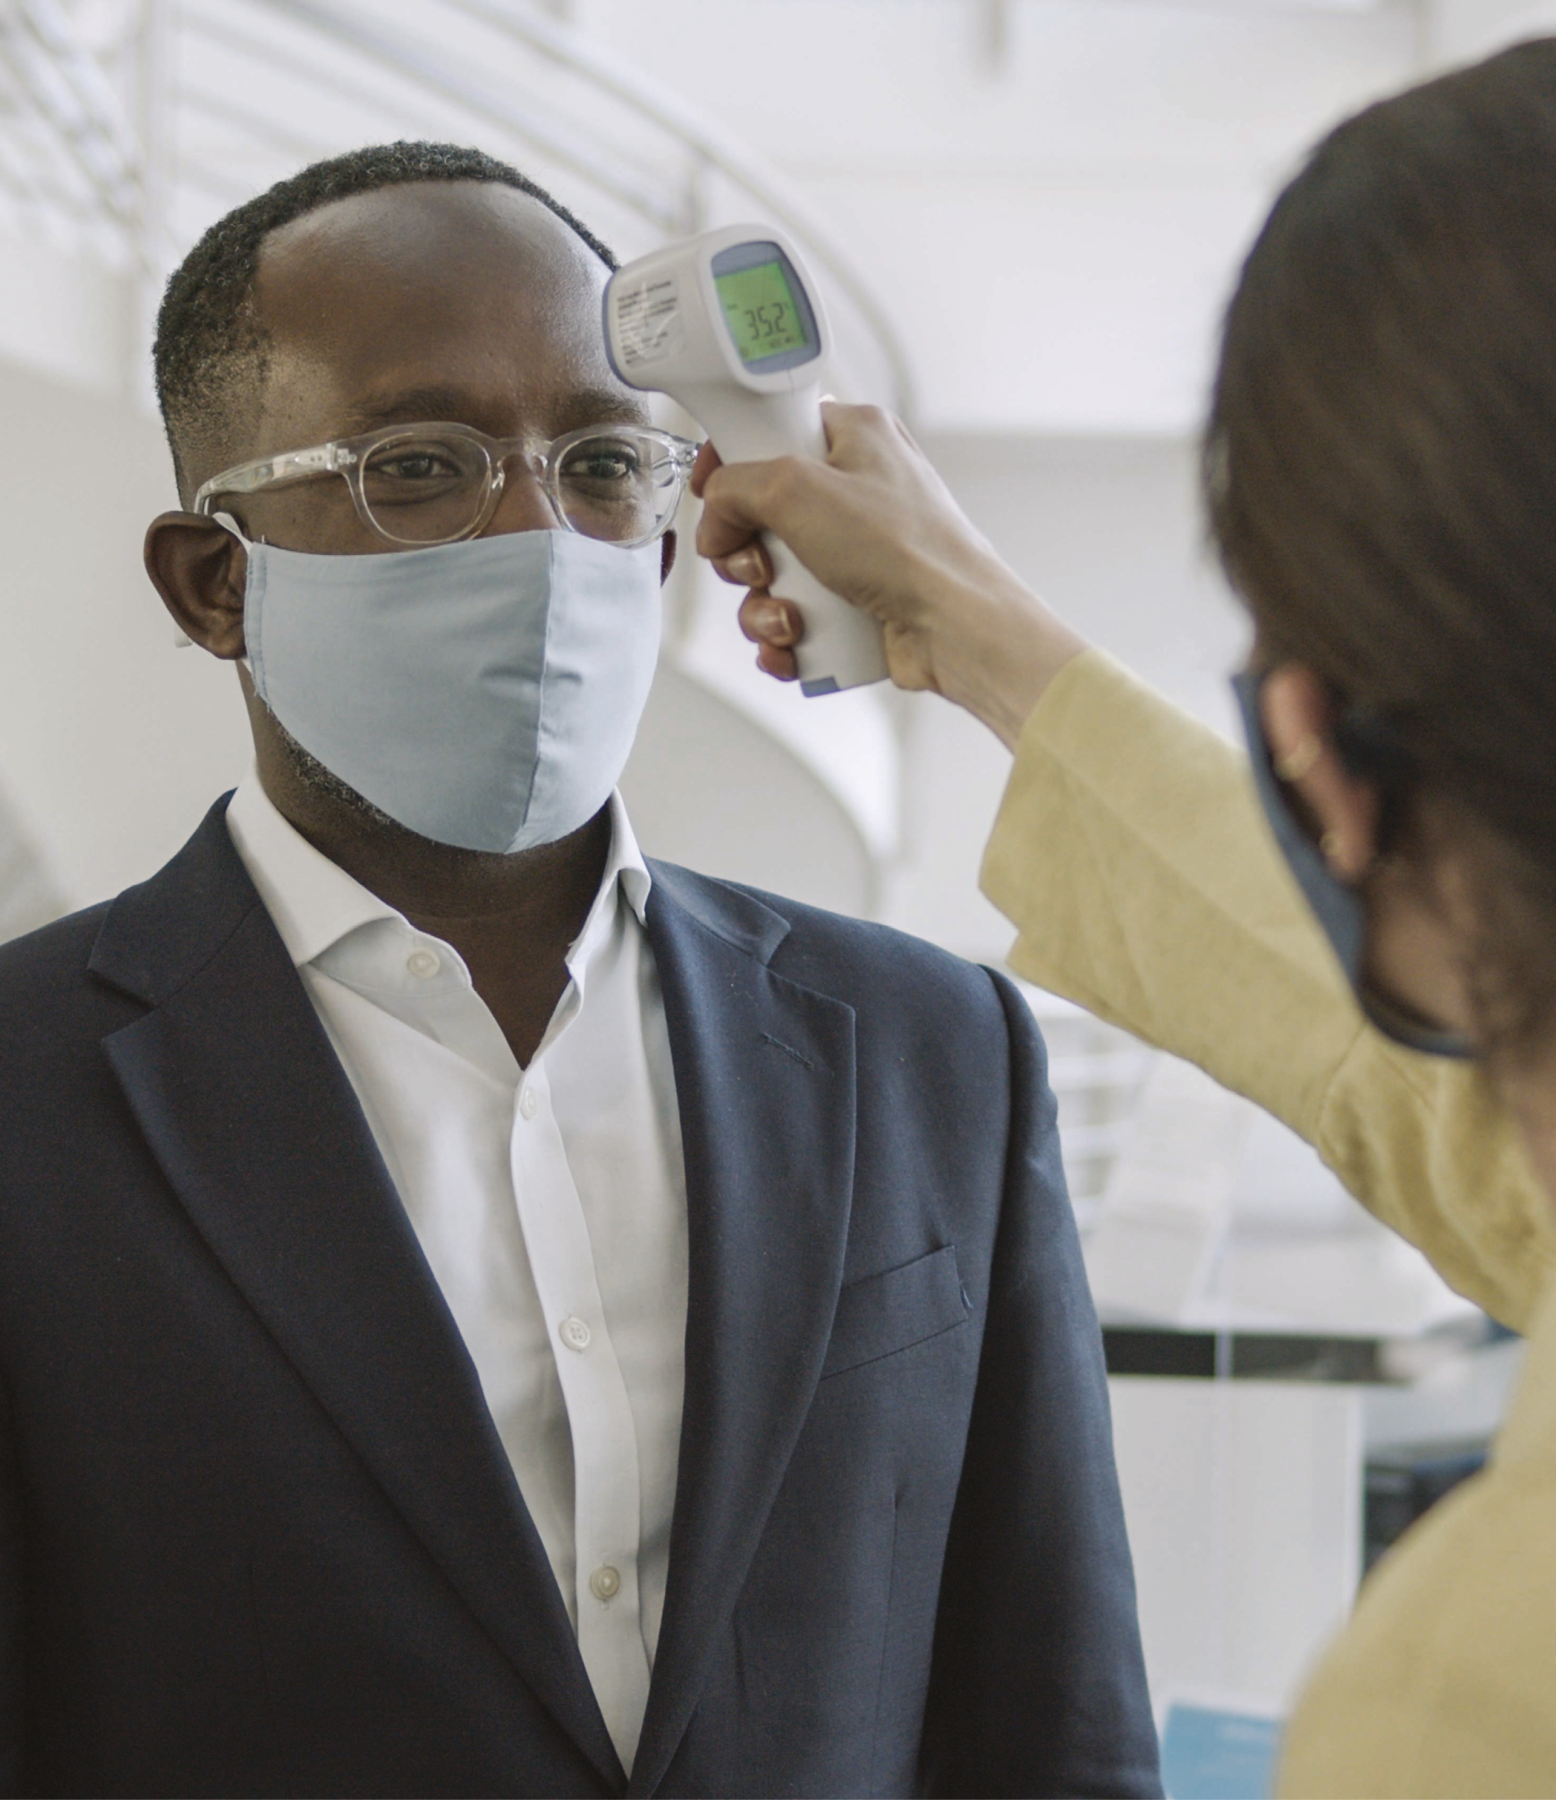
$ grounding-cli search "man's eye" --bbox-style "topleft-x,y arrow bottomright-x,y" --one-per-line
375,451 -> 460,482
564,444 -> 641,483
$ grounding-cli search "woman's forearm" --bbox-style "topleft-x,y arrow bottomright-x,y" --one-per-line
982,649 -> 1556,1331
908,561 -> 1088,751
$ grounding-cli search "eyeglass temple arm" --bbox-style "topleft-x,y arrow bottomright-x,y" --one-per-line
194,443 -> 358,511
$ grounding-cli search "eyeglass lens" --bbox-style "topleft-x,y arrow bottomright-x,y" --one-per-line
359,429 -> 682,546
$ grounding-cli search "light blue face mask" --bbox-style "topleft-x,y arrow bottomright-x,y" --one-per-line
230,524 -> 663,855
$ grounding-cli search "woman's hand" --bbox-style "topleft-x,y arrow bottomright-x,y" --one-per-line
692,402 -> 1089,747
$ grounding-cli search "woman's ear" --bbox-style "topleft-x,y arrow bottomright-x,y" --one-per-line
1264,661 -> 1481,1042
1261,663 -> 1382,882
144,512 -> 249,660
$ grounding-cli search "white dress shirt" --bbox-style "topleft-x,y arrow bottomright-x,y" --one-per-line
225,770 -> 688,1772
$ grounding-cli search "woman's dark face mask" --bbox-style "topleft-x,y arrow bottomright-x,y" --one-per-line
1231,671 -> 1473,1060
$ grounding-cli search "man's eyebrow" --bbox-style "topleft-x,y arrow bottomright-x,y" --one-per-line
339,384 -> 651,436
551,387 -> 653,431
340,386 -> 480,432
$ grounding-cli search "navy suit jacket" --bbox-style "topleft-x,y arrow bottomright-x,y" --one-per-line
0,799 -> 1158,1798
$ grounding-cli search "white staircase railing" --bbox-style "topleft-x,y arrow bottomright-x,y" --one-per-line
0,0 -> 915,413
0,0 -> 146,263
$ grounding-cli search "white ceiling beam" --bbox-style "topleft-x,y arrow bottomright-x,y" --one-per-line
978,0 -> 1013,76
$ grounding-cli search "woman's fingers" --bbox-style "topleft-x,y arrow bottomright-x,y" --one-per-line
739,592 -> 802,647
755,642 -> 801,681
696,454 -> 817,563
711,543 -> 774,590
688,438 -> 722,498
739,591 -> 802,681
691,438 -> 777,574
695,404 -> 897,588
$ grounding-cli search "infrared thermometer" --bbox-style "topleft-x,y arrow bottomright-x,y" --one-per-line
603,224 -> 888,696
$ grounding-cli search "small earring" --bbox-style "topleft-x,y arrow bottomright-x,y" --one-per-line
1275,736 -> 1322,783
1320,830 -> 1343,863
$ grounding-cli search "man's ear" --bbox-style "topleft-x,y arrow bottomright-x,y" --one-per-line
144,513 -> 249,660
660,527 -> 677,585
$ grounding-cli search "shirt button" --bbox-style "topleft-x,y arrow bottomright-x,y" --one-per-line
590,1564 -> 621,1602
559,1316 -> 592,1353
406,948 -> 440,979
519,1086 -> 539,1120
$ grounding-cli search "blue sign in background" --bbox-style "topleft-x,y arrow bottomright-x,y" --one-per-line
1161,1702 -> 1282,1800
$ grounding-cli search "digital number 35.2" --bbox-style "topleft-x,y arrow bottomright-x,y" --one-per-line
744,300 -> 789,341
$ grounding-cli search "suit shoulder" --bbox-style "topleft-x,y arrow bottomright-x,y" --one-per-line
0,902 -> 109,990
0,902 -> 121,1041
666,863 -> 1015,1024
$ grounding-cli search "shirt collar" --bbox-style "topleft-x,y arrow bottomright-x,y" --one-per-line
224,767 -> 652,973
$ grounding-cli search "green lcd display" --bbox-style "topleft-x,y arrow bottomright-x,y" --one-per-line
714,259 -> 811,364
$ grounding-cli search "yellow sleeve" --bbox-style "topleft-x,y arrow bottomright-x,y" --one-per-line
980,648 -> 1556,1333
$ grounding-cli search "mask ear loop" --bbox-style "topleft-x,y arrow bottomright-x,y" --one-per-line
1234,671 -> 1473,1059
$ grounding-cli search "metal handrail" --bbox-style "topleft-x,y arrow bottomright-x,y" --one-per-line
0,0 -> 142,239
0,0 -> 916,416
251,0 -> 687,236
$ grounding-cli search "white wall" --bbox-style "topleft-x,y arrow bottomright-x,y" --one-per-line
1426,0 -> 1556,63
894,429 -> 1244,963
0,233 -> 134,396
0,356 -> 251,909
571,0 -> 1423,432
1111,1379 -> 1363,1714
622,662 -> 876,916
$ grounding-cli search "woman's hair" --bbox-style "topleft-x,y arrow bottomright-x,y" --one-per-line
1207,38 -> 1556,1050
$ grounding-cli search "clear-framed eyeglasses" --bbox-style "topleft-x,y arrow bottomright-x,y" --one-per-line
193,420 -> 701,550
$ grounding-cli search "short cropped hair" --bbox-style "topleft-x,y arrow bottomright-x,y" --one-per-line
153,141 -> 617,498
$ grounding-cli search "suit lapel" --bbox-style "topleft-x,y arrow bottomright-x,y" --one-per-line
631,865 -> 858,1797
91,802 -> 625,1792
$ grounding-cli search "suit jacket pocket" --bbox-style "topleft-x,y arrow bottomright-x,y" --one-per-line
820,1244 -> 970,1379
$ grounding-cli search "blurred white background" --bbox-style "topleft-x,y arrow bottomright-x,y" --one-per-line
0,0 -> 1548,1741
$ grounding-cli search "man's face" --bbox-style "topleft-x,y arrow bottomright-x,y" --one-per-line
214,180 -> 654,554
143,178 -> 675,848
